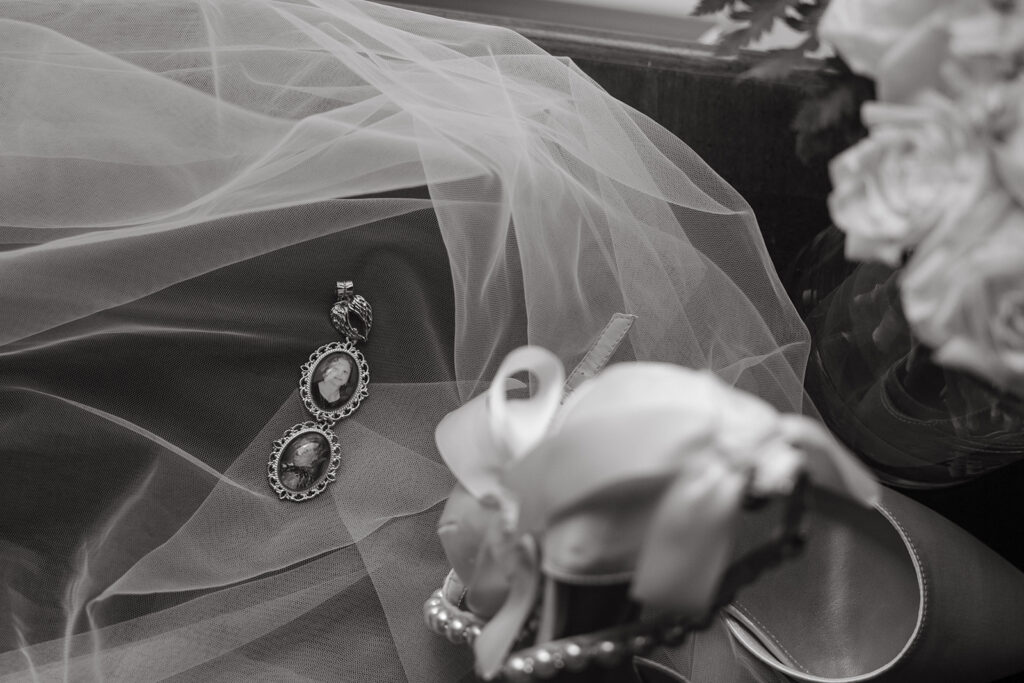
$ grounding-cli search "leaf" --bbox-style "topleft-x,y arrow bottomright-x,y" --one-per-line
713,0 -> 804,54
792,72 -> 876,165
693,0 -> 734,15
715,28 -> 753,55
801,0 -> 830,17
790,0 -> 829,31
784,14 -> 806,30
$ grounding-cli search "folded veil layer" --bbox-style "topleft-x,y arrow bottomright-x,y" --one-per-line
0,1 -> 811,680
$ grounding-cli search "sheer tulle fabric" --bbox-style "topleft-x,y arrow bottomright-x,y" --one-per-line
0,1 -> 809,680
799,226 -> 1024,488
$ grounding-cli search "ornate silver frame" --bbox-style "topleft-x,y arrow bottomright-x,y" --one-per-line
267,422 -> 342,502
299,341 -> 370,423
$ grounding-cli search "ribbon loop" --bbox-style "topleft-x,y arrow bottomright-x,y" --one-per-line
487,346 -> 565,462
435,345 -> 564,501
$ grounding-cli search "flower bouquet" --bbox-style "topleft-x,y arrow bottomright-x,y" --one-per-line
705,0 -> 1024,487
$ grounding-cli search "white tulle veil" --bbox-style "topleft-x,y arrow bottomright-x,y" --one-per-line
0,1 -> 810,680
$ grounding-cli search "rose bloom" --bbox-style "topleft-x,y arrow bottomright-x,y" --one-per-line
818,0 -> 1006,103
901,191 -> 1024,397
991,80 -> 1024,208
828,93 -> 992,265
818,0 -> 955,80
949,1 -> 1024,63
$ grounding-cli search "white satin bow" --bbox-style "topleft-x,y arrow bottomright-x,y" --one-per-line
435,346 -> 880,679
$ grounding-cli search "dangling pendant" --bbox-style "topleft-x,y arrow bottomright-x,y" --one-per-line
300,341 -> 370,422
269,281 -> 372,502
268,422 -> 342,502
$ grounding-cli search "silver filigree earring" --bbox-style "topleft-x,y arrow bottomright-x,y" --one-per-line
268,281 -> 372,502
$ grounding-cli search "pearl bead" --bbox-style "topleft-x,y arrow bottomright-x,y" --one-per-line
630,635 -> 654,654
532,649 -> 557,678
562,642 -> 586,672
424,604 -> 442,628
464,624 -> 482,643
509,656 -> 530,671
431,609 -> 451,634
504,656 -> 533,683
594,640 -> 622,667
446,618 -> 468,644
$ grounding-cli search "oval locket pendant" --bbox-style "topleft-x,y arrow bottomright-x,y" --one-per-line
300,341 -> 370,423
269,282 -> 372,502
268,422 -> 342,502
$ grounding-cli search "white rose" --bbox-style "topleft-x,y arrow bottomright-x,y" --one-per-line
991,81 -> 1024,205
949,1 -> 1024,61
818,0 -> 1007,103
818,0 -> 956,79
828,93 -> 993,265
901,191 -> 1024,397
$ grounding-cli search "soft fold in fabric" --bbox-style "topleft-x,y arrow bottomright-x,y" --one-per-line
0,1 -> 814,680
